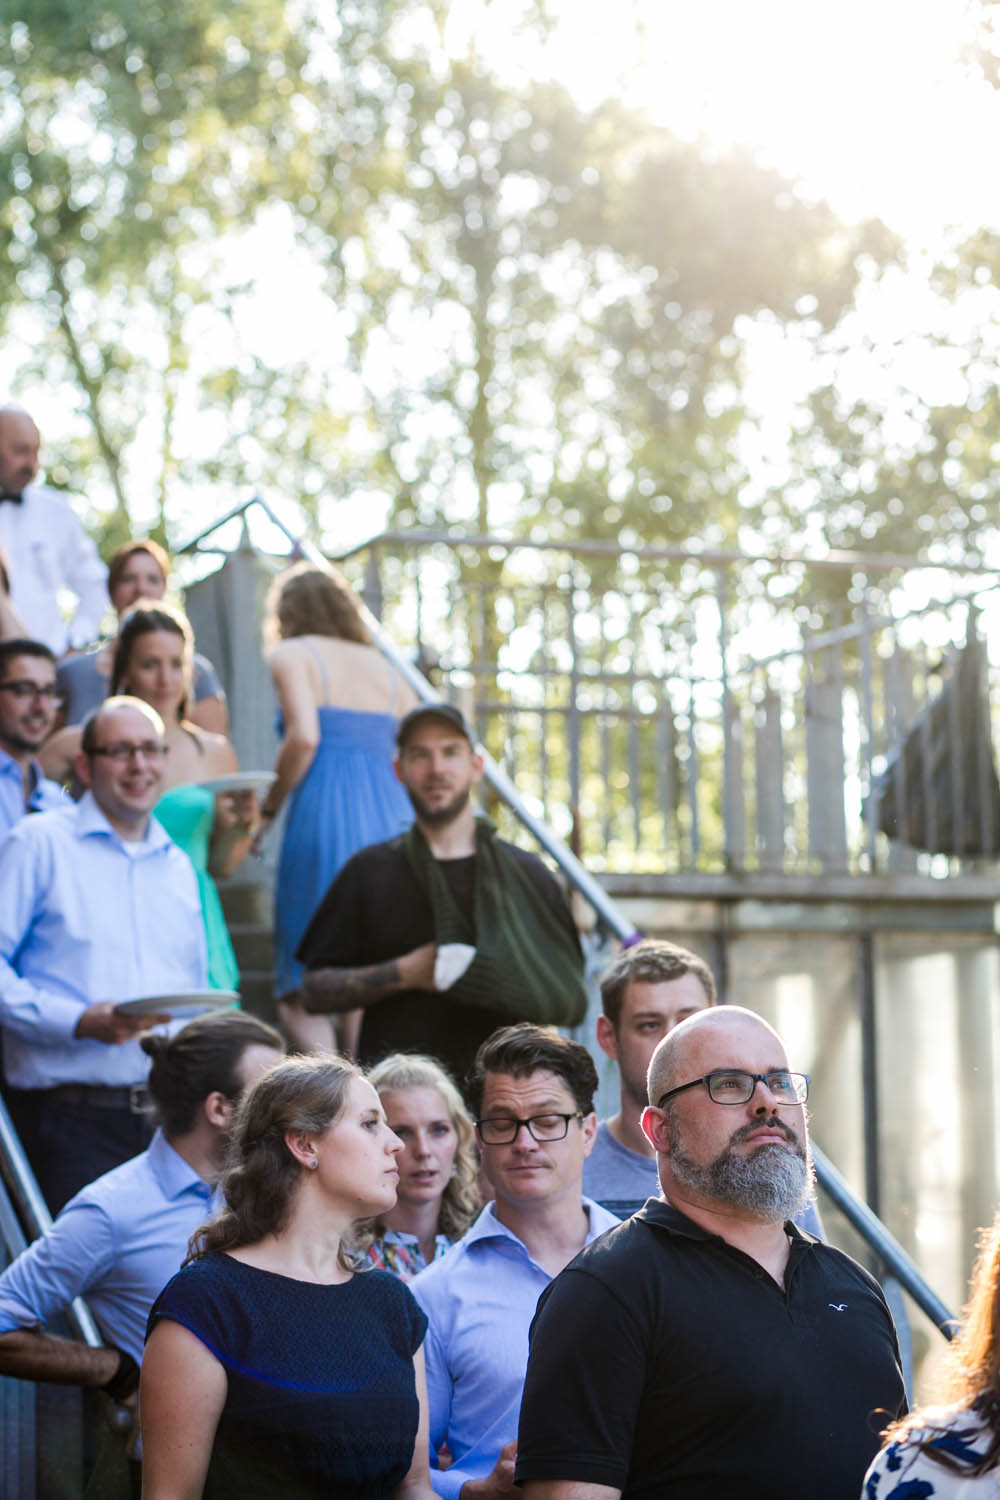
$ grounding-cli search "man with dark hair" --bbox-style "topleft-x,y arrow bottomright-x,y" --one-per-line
585,939 -> 715,1218
0,1010 -> 282,1407
516,1007 -> 906,1500
0,696 -> 207,1211
0,407 -> 108,654
0,637 -> 70,836
412,1024 -> 618,1500
296,705 -> 585,1080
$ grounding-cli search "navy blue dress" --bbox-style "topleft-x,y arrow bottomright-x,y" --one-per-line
147,1252 -> 427,1499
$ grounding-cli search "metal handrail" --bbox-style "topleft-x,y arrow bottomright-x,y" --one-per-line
176,495 -> 958,1340
0,1095 -> 102,1348
812,1143 -> 955,1337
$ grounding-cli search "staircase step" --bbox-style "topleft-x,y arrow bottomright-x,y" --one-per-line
228,924 -> 273,973
218,881 -> 273,926
237,974 -> 278,1026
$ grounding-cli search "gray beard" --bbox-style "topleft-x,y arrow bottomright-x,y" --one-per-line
669,1135 -> 812,1223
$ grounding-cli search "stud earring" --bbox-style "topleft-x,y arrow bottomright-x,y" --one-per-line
308,1158 -> 318,1169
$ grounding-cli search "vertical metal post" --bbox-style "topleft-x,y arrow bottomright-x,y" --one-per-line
567,566 -> 581,820
859,601 -> 879,871
858,932 -> 881,1219
361,544 -> 384,621
717,568 -> 734,869
687,672 -> 700,861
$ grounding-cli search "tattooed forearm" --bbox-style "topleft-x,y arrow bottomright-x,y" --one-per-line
300,960 -> 403,1013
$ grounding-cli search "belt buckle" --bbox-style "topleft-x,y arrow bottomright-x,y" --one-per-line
128,1086 -> 151,1115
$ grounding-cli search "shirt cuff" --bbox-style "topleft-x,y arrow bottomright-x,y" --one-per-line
0,989 -> 89,1046
431,1464 -> 470,1500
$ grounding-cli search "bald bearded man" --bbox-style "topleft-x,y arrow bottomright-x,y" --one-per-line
516,1006 -> 906,1500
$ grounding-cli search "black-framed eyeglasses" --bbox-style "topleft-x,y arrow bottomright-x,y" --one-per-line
0,681 -> 60,703
657,1070 -> 810,1109
89,742 -> 169,764
476,1111 -> 584,1144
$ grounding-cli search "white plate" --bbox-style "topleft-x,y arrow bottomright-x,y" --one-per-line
197,772 -> 276,796
113,990 -> 240,1018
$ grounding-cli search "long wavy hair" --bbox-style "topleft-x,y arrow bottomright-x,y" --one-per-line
110,602 -> 194,722
263,561 -> 371,647
189,1054 -> 367,1274
881,1210 -> 1000,1474
363,1053 -> 480,1246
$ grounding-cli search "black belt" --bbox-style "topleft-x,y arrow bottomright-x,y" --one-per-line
35,1083 -> 153,1114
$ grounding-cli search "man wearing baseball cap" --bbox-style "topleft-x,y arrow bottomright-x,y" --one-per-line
295,704 -> 586,1082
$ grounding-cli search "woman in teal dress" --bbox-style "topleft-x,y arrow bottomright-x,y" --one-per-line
107,603 -> 253,991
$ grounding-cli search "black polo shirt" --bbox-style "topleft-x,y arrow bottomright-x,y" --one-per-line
515,1199 -> 906,1500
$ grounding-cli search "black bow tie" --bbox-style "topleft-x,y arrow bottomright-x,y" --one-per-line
0,493 -> 23,505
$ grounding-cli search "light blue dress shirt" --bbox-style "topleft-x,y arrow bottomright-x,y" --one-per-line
0,747 -> 70,838
0,1129 -> 217,1364
0,792 -> 207,1089
411,1197 -> 619,1500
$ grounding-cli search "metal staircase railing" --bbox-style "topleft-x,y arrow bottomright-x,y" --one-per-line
178,494 -> 958,1358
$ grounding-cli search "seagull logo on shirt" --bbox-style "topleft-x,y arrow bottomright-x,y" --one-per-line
828,1303 -> 848,1312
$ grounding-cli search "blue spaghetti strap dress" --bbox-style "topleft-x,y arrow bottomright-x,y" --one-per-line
272,643 -> 413,997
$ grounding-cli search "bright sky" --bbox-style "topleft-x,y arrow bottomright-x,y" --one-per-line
538,0 -> 998,245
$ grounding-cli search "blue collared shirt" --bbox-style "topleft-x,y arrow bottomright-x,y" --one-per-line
411,1197 -> 619,1500
0,1129 -> 217,1364
0,747 -> 70,839
0,792 -> 207,1089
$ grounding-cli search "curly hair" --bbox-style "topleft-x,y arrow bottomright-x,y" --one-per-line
879,1211 -> 1000,1475
263,561 -> 371,647
110,602 -> 194,722
189,1054 -> 367,1273
365,1053 -> 480,1245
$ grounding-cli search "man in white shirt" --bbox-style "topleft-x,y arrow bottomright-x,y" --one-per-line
0,407 -> 108,655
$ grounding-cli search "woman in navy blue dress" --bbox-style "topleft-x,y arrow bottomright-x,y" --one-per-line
141,1055 -> 437,1500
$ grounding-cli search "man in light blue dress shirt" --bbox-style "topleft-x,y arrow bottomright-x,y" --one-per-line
0,696 -> 208,1211
0,1011 -> 283,1399
412,1024 -> 619,1500
0,637 -> 71,837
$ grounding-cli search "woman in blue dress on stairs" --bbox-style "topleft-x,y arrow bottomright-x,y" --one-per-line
259,562 -> 419,1053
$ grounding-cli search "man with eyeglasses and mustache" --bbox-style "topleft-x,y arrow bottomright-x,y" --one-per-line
516,1006 -> 907,1500
0,637 -> 71,837
0,696 -> 206,1212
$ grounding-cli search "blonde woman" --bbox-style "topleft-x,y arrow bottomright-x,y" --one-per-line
365,1054 -> 481,1280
